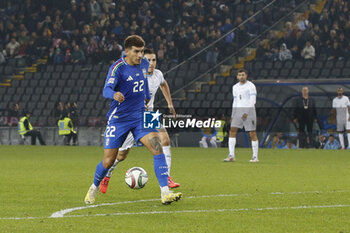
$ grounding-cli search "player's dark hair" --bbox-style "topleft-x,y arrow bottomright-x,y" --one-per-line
144,48 -> 155,55
124,35 -> 145,49
237,69 -> 247,74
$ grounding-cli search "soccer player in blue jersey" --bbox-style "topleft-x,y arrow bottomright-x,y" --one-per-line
84,35 -> 182,205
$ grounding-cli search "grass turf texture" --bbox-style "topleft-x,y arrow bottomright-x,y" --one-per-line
1,146 -> 350,233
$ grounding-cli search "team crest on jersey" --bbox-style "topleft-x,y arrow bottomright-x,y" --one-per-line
142,68 -> 147,78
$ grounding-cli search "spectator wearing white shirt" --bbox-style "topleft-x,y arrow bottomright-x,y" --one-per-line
301,41 -> 316,60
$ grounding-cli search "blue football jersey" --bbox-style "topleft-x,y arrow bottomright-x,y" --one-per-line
103,56 -> 150,122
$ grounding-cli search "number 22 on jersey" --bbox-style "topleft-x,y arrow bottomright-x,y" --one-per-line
133,80 -> 144,92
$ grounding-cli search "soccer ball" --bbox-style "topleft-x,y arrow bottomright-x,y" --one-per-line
125,167 -> 148,189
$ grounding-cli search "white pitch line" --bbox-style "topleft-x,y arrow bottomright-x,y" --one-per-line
50,189 -> 349,218
0,190 -> 348,220
2,204 -> 350,220
67,204 -> 350,218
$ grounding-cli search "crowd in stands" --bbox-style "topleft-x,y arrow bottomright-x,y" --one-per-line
0,0 -> 295,67
267,131 -> 343,149
256,0 -> 350,61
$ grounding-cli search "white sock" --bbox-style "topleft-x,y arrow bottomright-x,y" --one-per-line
209,138 -> 217,148
347,133 -> 350,148
339,133 -> 345,149
106,159 -> 119,177
228,137 -> 236,158
162,146 -> 171,176
160,186 -> 170,198
201,137 -> 208,148
252,140 -> 259,159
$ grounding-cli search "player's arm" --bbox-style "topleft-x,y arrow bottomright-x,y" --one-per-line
331,99 -> 337,119
24,119 -> 30,131
144,76 -> 151,106
102,67 -> 124,102
160,80 -> 176,116
347,99 -> 350,121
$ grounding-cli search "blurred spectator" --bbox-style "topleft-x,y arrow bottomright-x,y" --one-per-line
6,38 -> 20,58
297,15 -> 309,31
267,132 -> 286,149
71,45 -> 85,64
323,134 -> 340,150
301,41 -> 315,60
315,134 -> 326,149
55,102 -> 64,121
70,102 -> 79,127
8,103 -> 20,117
18,111 -> 46,146
199,127 -> 218,148
283,140 -> 297,149
53,48 -> 64,64
278,43 -> 293,61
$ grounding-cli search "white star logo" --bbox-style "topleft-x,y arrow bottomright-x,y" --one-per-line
150,110 -> 162,122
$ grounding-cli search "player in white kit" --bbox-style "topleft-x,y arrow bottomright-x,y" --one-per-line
223,69 -> 259,162
99,48 -> 180,194
332,87 -> 350,149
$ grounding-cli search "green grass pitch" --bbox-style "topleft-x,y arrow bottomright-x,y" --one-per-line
1,146 -> 350,233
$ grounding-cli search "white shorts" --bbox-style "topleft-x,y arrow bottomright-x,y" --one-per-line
336,121 -> 350,131
119,126 -> 166,151
230,108 -> 257,131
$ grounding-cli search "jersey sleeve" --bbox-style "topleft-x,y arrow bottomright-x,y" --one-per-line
159,70 -> 165,85
232,86 -> 237,108
332,99 -> 336,108
144,76 -> 151,100
249,83 -> 257,107
102,64 -> 120,100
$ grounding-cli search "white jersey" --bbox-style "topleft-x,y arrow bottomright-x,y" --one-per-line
147,69 -> 165,111
232,80 -> 257,108
332,95 -> 350,122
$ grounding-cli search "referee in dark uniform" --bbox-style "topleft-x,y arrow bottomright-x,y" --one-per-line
293,87 -> 318,148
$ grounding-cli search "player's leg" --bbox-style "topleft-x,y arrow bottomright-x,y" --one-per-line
209,136 -> 218,148
337,123 -> 346,149
224,127 -> 239,162
298,120 -> 306,148
85,122 -> 128,204
85,148 -> 119,204
346,129 -> 350,149
138,132 -> 182,204
72,132 -> 77,146
249,131 -> 259,162
159,128 -> 180,188
100,149 -> 130,194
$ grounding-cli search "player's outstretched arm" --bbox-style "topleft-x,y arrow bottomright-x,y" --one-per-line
160,80 -> 176,116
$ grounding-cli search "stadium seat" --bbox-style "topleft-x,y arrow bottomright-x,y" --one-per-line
186,93 -> 195,101
309,68 -> 320,78
196,93 -> 206,101
217,93 -> 225,101
273,61 -> 283,69
191,100 -> 201,108
320,69 -> 330,78
324,60 -> 334,69
46,65 -> 54,72
64,65 -> 73,72
201,85 -> 210,93
330,68 -> 341,78
216,77 -> 225,85
342,68 -> 350,77
284,60 -> 293,69
210,85 -> 220,93
206,93 -> 216,101
280,69 -> 290,78
71,72 -> 79,80
289,68 -> 299,78
335,60 -> 344,68
314,60 -> 324,69
304,60 -> 313,69
55,65 -> 63,72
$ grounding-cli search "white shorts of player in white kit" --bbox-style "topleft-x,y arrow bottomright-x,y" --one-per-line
230,108 -> 257,131
337,121 -> 350,132
119,126 -> 165,151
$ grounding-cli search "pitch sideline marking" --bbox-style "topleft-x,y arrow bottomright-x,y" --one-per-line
0,190 -> 348,220
1,204 -> 350,220
50,189 -> 348,218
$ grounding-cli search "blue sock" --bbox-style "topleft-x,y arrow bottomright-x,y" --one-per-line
153,154 -> 169,187
93,161 -> 108,187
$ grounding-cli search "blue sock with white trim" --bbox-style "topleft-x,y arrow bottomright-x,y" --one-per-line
153,154 -> 169,187
93,161 -> 108,187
